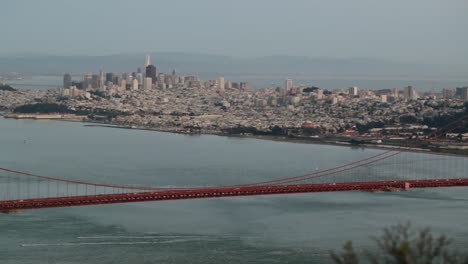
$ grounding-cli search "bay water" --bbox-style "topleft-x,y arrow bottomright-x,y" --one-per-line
0,118 -> 467,263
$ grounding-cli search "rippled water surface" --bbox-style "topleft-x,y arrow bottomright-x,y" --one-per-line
1,118 -> 467,264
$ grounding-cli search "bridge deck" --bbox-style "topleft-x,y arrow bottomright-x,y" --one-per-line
2,179 -> 468,211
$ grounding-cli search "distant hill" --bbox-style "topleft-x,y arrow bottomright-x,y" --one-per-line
0,53 -> 467,79
0,84 -> 16,91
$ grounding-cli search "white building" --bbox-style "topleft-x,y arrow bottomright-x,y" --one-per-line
218,77 -> 225,91
69,86 -> 81,98
381,94 -> 388,103
98,68 -> 105,88
62,88 -> 70,97
120,79 -> 127,91
132,79 -> 139,90
392,88 -> 399,98
316,89 -> 324,100
144,77 -> 153,89
349,86 -> 359,97
290,96 -> 301,105
284,79 -> 293,91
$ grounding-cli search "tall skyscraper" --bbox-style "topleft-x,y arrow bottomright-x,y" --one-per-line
218,77 -> 225,91
284,79 -> 293,91
63,73 -> 72,88
146,65 -> 157,83
456,87 -> 465,98
98,66 -> 105,88
392,88 -> 399,98
404,86 -> 414,100
462,87 -> 468,101
145,54 -> 151,68
83,74 -> 93,90
91,74 -> 99,89
171,69 -> 177,85
113,75 -> 121,86
106,73 -> 114,84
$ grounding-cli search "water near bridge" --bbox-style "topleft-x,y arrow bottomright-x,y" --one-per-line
0,118 -> 468,263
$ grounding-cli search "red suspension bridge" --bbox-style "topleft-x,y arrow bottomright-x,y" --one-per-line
1,116 -> 467,212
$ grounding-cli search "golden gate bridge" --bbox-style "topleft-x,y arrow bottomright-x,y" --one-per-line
1,115 -> 467,212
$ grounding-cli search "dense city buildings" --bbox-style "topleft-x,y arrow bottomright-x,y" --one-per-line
1,55 -> 467,152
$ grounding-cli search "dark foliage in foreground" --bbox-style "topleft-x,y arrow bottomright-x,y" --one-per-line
331,223 -> 468,264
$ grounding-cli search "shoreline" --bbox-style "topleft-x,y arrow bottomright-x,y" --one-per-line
81,123 -> 468,157
3,116 -> 467,157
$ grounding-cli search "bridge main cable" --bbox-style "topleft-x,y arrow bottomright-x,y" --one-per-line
0,151 -> 400,191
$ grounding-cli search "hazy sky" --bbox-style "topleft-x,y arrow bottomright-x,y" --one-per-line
1,0 -> 467,63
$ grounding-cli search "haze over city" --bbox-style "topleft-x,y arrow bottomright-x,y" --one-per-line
1,0 -> 468,64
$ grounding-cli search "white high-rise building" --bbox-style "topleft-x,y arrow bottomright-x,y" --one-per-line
144,77 -> 153,89
218,77 -> 225,91
132,79 -> 139,90
284,79 -> 293,91
98,67 -> 105,88
349,86 -> 359,97
392,88 -> 399,98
